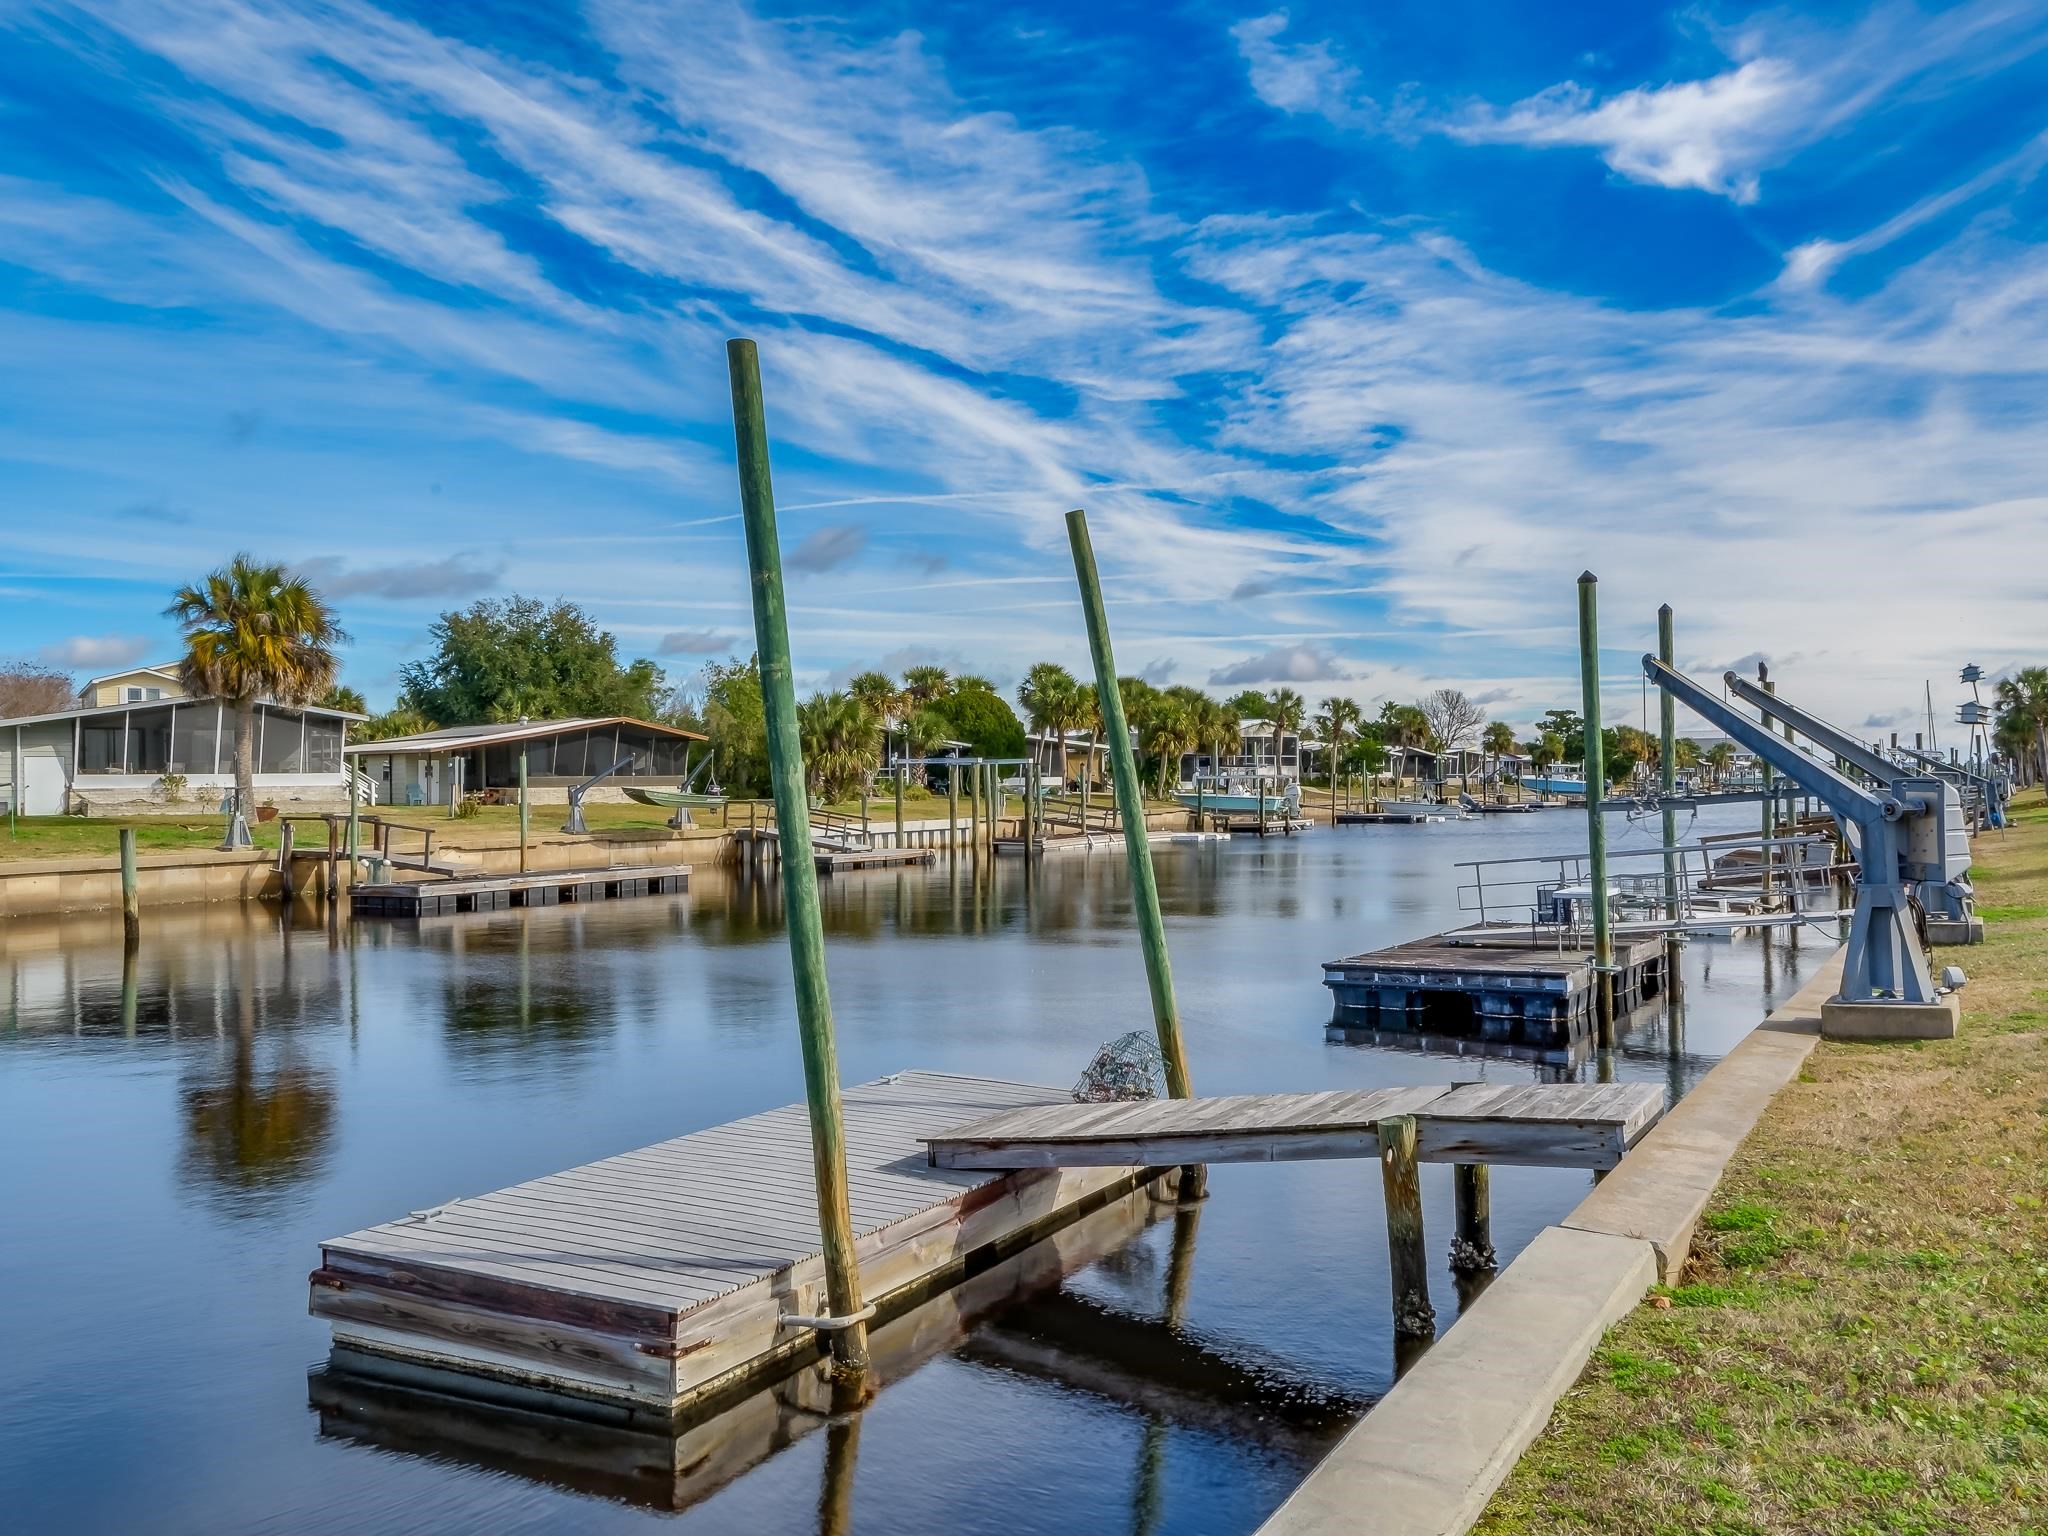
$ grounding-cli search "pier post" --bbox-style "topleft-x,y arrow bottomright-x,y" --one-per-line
727,338 -> 870,1388
279,819 -> 295,901
1577,572 -> 1615,1046
968,761 -> 980,853
1759,664 -> 1776,906
1066,509 -> 1202,1198
519,737 -> 529,874
947,767 -> 959,856
893,757 -> 904,848
119,826 -> 140,947
1657,605 -> 1683,1012
1378,1114 -> 1435,1337
1449,1162 -> 1495,1272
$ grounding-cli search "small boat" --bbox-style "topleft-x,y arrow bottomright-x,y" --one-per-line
623,786 -> 728,811
1174,773 -> 1296,816
1380,799 -> 1453,819
1520,775 -> 1589,798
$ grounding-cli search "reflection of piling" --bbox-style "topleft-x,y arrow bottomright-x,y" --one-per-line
947,768 -> 959,859
119,826 -> 141,947
120,943 -> 138,1037
1577,573 -> 1614,1045
727,337 -> 869,1390
1377,1113 -> 1434,1338
1163,1200 -> 1201,1329
1067,509 -> 1203,1202
816,1413 -> 860,1536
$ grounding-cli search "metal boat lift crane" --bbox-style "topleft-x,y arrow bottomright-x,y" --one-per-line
561,751 -> 642,835
1643,656 -> 1966,1039
1719,671 -> 1980,944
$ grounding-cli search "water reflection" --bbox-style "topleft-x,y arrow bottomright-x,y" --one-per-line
178,1043 -> 336,1215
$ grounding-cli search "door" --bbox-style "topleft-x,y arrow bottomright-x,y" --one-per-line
22,755 -> 67,815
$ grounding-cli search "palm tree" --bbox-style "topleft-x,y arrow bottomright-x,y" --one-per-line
798,691 -> 881,802
1143,697 -> 1201,796
1019,662 -> 1086,782
1703,741 -> 1737,790
1529,732 -> 1565,798
1266,687 -> 1306,782
1481,720 -> 1516,791
166,554 -> 347,824
1995,666 -> 2048,786
847,671 -> 903,783
901,665 -> 953,708
1319,697 -> 1363,791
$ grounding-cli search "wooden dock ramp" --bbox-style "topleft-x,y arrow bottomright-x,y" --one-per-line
924,1083 -> 1666,1173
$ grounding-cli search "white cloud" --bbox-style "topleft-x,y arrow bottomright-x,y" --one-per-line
1449,60 -> 1805,203
1209,643 -> 1353,685
296,554 -> 502,599
45,634 -> 152,669
785,524 -> 869,574
1231,11 -> 1366,124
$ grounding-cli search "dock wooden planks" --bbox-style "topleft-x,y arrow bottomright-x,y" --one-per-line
310,1071 -> 1149,1420
923,1082 -> 1665,1174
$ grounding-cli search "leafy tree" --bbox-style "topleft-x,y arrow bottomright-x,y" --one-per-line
927,677 -> 1025,761
1378,701 -> 1433,749
1419,687 -> 1485,789
702,657 -> 767,795
1702,741 -> 1737,788
319,684 -> 367,714
1536,709 -> 1585,762
1599,727 -> 1643,785
1225,688 -> 1271,721
166,554 -> 347,814
399,596 -> 663,724
0,660 -> 78,718
1530,731 -> 1566,785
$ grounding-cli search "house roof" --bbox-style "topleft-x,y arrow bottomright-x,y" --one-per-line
80,663 -> 182,688
0,695 -> 367,729
345,716 -> 706,754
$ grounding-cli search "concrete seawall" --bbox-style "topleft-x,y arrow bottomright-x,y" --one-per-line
1257,950 -> 1844,1536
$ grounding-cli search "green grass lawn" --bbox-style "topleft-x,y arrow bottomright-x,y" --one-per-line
1477,792 -> 2048,1536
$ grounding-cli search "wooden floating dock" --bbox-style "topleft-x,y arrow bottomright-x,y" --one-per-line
924,1082 -> 1665,1174
1334,810 -> 1433,825
351,866 -> 692,918
1322,931 -> 1666,1047
311,1179 -> 1184,1514
730,826 -> 937,873
309,1071 -> 1153,1423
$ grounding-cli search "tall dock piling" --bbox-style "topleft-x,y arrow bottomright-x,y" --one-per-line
1066,508 -> 1203,1199
1576,573 -> 1615,1046
1657,605 -> 1683,1011
118,826 -> 140,947
1449,1161 -> 1494,1273
727,337 -> 870,1391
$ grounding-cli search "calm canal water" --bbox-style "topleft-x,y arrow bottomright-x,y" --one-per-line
0,807 -> 1835,1535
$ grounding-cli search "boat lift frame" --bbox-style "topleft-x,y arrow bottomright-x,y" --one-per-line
1720,670 -> 1978,940
561,751 -> 643,835
1644,656 -> 1966,1025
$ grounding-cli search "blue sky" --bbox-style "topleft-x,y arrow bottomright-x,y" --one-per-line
2,0 -> 2045,735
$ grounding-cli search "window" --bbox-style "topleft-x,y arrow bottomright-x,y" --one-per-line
129,705 -> 173,774
551,731 -> 586,779
123,687 -> 143,703
305,716 -> 342,774
258,707 -> 305,773
79,718 -> 124,772
172,706 -> 218,774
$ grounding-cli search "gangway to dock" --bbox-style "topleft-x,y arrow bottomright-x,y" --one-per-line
923,1082 -> 1665,1174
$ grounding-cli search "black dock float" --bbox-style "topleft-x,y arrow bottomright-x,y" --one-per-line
351,865 -> 692,918
1322,931 -> 1665,1048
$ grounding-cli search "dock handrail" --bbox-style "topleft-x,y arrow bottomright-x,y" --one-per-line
1454,831 -> 1845,929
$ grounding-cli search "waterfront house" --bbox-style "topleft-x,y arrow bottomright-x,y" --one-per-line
1178,715 -> 1302,787
345,717 -> 707,807
0,693 -> 366,816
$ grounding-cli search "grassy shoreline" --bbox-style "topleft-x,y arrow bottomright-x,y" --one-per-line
1478,792 -> 2048,1535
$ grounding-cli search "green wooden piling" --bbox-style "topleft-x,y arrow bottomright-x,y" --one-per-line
1066,509 -> 1199,1131
893,754 -> 904,848
947,765 -> 959,856
1378,1114 -> 1435,1337
1658,605 -> 1683,1008
119,826 -> 140,947
518,739 -> 530,874
968,759 -> 980,852
1577,572 -> 1615,1046
726,338 -> 869,1384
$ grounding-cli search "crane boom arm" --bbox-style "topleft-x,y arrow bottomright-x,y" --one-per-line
1641,657 -> 1881,824
1721,673 -> 1894,784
